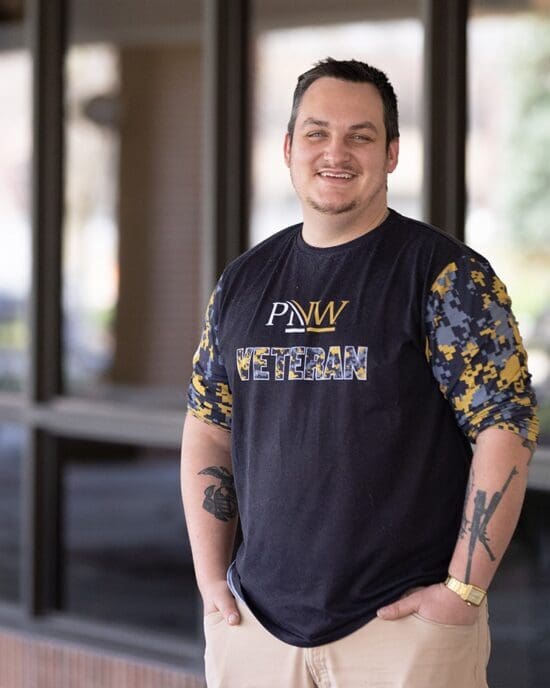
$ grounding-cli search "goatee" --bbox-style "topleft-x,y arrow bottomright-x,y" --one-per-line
306,197 -> 358,215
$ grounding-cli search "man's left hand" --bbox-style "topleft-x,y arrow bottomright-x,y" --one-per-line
376,583 -> 480,625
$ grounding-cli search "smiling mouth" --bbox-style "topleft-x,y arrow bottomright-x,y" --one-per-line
316,170 -> 356,180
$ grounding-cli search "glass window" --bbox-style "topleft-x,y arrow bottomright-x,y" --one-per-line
62,2 -> 204,409
59,437 -> 196,637
250,1 -> 424,246
468,4 -> 550,685
0,49 -> 31,393
488,488 -> 550,687
0,423 -> 23,603
467,3 -> 550,446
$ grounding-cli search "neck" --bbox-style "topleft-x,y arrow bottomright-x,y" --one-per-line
301,201 -> 390,248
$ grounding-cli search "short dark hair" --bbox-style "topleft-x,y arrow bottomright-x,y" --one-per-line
287,57 -> 399,149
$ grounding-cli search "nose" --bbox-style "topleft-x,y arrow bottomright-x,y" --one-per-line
322,135 -> 351,167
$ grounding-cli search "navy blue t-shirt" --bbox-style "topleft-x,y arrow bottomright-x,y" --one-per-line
187,209 -> 538,647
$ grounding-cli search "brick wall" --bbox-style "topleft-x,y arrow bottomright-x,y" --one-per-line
0,629 -> 205,688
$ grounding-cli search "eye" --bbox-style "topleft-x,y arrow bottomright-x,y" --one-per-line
306,131 -> 326,138
350,134 -> 372,142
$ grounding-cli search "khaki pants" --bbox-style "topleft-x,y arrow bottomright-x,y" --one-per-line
203,596 -> 491,688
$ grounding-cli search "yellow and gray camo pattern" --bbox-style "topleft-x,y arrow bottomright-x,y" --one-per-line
187,283 -> 232,430
425,256 -> 539,445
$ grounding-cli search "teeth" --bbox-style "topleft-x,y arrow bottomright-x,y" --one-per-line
319,172 -> 353,179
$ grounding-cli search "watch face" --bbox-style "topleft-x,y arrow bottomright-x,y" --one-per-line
468,588 -> 485,606
445,577 -> 486,605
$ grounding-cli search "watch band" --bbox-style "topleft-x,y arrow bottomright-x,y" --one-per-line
444,575 -> 487,607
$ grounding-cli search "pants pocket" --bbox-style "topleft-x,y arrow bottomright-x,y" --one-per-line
203,610 -> 225,628
203,614 -> 229,688
411,611 -> 478,631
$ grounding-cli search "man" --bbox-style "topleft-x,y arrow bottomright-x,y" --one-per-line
180,58 -> 538,688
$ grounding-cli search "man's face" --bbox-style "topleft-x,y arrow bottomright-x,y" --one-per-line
284,77 -> 399,219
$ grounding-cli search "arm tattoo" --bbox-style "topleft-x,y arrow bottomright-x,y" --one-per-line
198,466 -> 238,521
464,466 -> 518,582
459,467 -> 475,539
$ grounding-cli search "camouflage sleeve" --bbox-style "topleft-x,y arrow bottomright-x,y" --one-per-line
186,278 -> 232,430
425,254 -> 539,446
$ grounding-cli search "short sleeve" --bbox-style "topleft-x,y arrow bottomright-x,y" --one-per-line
186,278 -> 232,430
425,254 -> 539,446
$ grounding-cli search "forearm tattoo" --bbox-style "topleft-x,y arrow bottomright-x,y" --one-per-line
198,466 -> 238,521
459,467 -> 475,539
462,466 -> 518,582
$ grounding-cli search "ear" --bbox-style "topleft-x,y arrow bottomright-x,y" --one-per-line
386,138 -> 399,174
283,132 -> 291,168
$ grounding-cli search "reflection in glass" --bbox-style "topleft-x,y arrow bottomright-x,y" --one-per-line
63,45 -> 120,399
250,13 -> 423,246
468,5 -> 550,685
467,8 -> 550,446
0,423 -> 23,602
60,437 -> 196,636
0,51 -> 31,393
489,486 -> 550,687
63,2 -> 204,408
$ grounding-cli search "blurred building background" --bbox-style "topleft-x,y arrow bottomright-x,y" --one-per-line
0,0 -> 549,686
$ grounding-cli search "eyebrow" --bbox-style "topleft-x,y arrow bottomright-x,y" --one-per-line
301,117 -> 379,134
350,121 -> 379,134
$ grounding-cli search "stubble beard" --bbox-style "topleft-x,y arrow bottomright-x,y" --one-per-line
305,174 -> 389,218
305,196 -> 359,215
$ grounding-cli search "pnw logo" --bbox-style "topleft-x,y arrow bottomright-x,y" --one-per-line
265,300 -> 349,333
236,298 -> 367,382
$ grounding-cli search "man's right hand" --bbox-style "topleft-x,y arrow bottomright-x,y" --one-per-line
202,579 -> 241,625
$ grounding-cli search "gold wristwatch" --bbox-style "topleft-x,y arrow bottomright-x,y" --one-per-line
444,575 -> 487,607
